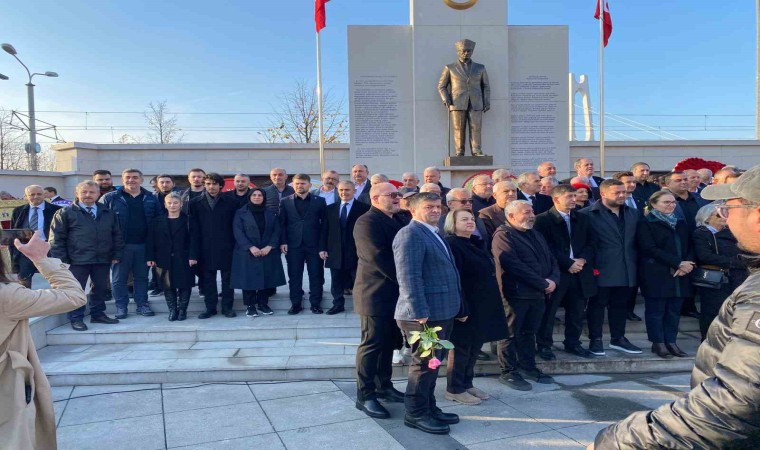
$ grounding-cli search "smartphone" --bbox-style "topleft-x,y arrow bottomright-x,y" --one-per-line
0,229 -> 34,246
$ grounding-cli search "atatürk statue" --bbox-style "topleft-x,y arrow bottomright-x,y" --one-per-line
437,39 -> 490,157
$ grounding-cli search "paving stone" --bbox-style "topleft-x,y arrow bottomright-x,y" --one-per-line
468,429 -> 585,449
249,380 -> 339,401
445,401 -> 553,445
165,402 -> 272,448
54,400 -> 67,426
575,380 -> 685,411
557,421 -> 613,447
236,346 -> 345,357
260,390 -> 364,431
169,432 -> 285,449
57,414 -> 164,450
59,390 -> 162,426
634,372 -> 693,393
286,354 -> 357,368
162,383 -> 255,413
278,418 -> 404,450
51,386 -> 73,401
71,383 -> 160,398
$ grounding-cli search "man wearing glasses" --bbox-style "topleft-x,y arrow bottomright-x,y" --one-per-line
592,164 -> 760,449
470,174 -> 495,214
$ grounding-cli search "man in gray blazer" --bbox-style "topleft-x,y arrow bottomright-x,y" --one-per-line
437,39 -> 490,157
393,192 -> 466,435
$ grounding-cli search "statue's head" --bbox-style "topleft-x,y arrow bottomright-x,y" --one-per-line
455,39 -> 476,61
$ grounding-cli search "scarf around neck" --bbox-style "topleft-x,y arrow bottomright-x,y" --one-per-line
650,209 -> 678,229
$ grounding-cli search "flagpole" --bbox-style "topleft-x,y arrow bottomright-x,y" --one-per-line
316,30 -> 326,175
599,0 -> 606,177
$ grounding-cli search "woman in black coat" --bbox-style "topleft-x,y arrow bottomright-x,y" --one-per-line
636,191 -> 696,358
146,192 -> 198,321
692,203 -> 749,340
443,209 -> 508,405
230,188 -> 286,317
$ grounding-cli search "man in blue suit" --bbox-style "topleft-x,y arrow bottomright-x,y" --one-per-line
393,192 -> 466,435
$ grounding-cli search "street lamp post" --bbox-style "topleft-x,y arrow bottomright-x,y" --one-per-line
0,73 -> 8,80
1,43 -> 58,171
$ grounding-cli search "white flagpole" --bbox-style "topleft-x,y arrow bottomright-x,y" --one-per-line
599,0 -> 606,177
316,30 -> 326,175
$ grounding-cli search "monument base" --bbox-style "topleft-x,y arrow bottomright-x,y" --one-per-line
444,155 -> 494,166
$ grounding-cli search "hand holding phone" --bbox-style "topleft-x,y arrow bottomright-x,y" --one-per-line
13,231 -> 50,262
0,228 -> 33,246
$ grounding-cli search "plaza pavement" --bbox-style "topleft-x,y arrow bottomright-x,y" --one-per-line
50,371 -> 690,449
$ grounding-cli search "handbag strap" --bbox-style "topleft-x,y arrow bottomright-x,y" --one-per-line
712,232 -> 719,255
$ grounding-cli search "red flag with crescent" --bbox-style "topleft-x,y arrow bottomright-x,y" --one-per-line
316,0 -> 330,33
594,0 -> 613,47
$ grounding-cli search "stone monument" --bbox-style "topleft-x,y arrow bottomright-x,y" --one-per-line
348,0 -> 569,185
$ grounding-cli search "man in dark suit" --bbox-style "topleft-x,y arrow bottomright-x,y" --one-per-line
279,173 -> 329,314
223,173 -> 254,208
470,174 -> 495,215
534,185 -> 596,360
612,171 -> 646,322
263,167 -> 295,213
352,164 -> 372,204
479,180 -> 518,238
562,158 -> 605,200
516,172 -> 553,215
579,179 -> 642,356
393,192 -> 464,435
493,200 -> 559,391
324,181 -> 370,315
189,173 -> 239,318
10,185 -> 61,288
354,182 -> 407,419
631,162 -> 659,206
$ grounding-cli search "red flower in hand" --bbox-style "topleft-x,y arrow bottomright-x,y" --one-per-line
593,269 -> 600,276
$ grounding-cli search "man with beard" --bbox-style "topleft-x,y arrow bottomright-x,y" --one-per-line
224,173 -> 254,208
264,167 -> 295,213
631,162 -> 659,205
92,170 -> 116,199
310,170 -> 340,206
492,200 -> 559,390
182,168 -> 206,207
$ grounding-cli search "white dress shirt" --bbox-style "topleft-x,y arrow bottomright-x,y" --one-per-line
414,219 -> 450,257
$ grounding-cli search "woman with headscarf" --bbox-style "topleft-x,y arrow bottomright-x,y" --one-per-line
230,188 -> 286,317
636,191 -> 695,358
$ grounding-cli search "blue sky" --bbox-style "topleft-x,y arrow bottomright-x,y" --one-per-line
0,0 -> 756,146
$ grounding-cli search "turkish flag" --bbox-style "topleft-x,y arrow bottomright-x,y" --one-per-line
594,0 -> 613,47
315,0 -> 330,33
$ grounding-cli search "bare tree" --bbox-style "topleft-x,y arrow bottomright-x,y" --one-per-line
144,100 -> 184,144
263,80 -> 348,144
0,107 -> 28,170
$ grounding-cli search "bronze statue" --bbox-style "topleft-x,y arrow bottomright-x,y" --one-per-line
437,39 -> 490,157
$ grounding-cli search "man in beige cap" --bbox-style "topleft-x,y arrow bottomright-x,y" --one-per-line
591,164 -> 760,449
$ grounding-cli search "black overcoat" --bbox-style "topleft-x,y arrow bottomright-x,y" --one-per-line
145,214 -> 197,289
230,206 -> 286,290
188,194 -> 237,271
446,235 -> 508,344
325,200 -> 370,270
635,214 -> 695,299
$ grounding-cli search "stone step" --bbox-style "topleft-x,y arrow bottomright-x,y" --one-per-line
102,293 -> 344,313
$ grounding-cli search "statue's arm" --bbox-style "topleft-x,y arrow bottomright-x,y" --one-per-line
481,68 -> 491,112
437,66 -> 452,106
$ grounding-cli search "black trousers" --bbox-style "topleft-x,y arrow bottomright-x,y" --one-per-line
329,267 -> 355,308
587,286 -> 633,341
497,297 -> 544,374
698,286 -> 732,340
285,246 -> 324,307
681,295 -> 699,315
626,287 -> 639,315
537,273 -> 586,349
242,289 -> 270,307
398,319 -> 453,417
356,315 -> 401,401
202,269 -> 233,312
446,339 -> 480,394
68,264 -> 110,321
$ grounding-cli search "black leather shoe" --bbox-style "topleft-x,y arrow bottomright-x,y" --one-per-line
651,343 -> 673,359
681,310 -> 700,319
375,387 -> 405,403
310,306 -> 323,314
325,306 -> 345,315
564,345 -> 595,359
432,408 -> 459,424
476,350 -> 490,361
71,320 -> 88,331
627,312 -> 642,321
455,151 -> 464,157
665,343 -> 688,357
90,315 -> 119,324
355,399 -> 390,419
168,310 -> 178,321
404,414 -> 450,434
198,310 -> 217,319
223,310 -> 237,318
177,309 -> 187,321
537,347 -> 556,361
287,306 -> 303,315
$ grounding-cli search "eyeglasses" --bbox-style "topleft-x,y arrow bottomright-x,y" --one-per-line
378,192 -> 401,199
716,201 -> 759,219
452,199 -> 473,204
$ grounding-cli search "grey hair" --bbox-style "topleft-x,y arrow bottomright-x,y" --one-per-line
446,187 -> 469,203
419,183 -> 441,193
75,180 -> 100,192
164,192 -> 183,203
504,199 -> 531,216
24,185 -> 44,194
541,176 -> 559,186
443,209 -> 473,235
370,173 -> 389,184
516,172 -> 538,188
493,180 -> 517,192
423,166 -> 441,175
695,203 -> 720,227
491,169 -> 512,182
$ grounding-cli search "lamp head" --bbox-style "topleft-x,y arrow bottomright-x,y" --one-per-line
44,71 -> 58,77
0,74 -> 8,80
1,43 -> 17,55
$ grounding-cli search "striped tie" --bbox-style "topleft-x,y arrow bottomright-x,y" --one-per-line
86,206 -> 96,220
30,207 -> 39,231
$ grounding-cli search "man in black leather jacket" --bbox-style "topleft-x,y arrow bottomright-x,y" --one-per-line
592,165 -> 760,449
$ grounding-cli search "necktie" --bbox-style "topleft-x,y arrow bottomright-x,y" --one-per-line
86,206 -> 96,220
340,203 -> 348,228
30,207 -> 39,231
563,214 -> 574,258
529,195 -> 536,204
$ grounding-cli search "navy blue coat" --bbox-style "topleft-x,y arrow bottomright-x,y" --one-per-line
279,193 -> 328,250
230,206 -> 286,290
99,187 -> 159,235
492,223 -> 559,301
636,214 -> 695,299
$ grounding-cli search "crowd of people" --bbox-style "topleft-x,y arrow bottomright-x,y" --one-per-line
3,158 -> 756,440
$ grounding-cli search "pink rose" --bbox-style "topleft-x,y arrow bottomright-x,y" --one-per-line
427,357 -> 441,370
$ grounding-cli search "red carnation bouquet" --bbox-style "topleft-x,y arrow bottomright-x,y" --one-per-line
673,157 -> 725,174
